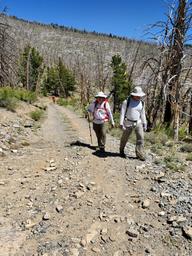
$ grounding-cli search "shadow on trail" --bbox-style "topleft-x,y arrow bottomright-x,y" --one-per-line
70,140 -> 120,158
92,151 -> 138,159
127,156 -> 137,160
70,140 -> 97,150
92,150 -> 121,158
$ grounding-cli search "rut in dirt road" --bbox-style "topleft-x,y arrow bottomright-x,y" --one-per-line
0,103 -> 191,256
41,104 -> 78,145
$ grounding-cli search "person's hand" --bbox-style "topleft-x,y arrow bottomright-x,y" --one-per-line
111,123 -> 115,128
143,123 -> 147,132
87,112 -> 93,122
119,125 -> 126,130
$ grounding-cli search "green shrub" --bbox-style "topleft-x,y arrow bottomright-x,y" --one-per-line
180,143 -> 192,153
164,155 -> 185,172
145,130 -> 169,146
165,161 -> 185,172
0,87 -> 18,111
0,97 -> 18,112
57,97 -> 69,106
145,132 -> 157,145
0,87 -> 37,111
153,124 -> 174,138
5,97 -> 18,112
150,144 -> 164,155
14,89 -> 37,103
186,153 -> 192,161
178,126 -> 188,140
30,109 -> 44,121
57,97 -> 80,111
182,136 -> 192,143
154,158 -> 165,166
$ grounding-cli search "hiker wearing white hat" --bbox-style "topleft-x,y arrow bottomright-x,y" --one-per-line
130,86 -> 146,97
94,91 -> 107,98
87,91 -> 115,153
119,86 -> 147,160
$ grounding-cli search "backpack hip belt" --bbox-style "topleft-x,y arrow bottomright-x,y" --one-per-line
126,118 -> 138,123
124,118 -> 141,126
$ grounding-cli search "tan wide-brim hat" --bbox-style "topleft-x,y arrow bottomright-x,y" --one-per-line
130,86 -> 145,97
95,91 -> 107,98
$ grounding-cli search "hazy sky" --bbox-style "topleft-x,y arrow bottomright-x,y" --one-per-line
1,0 -> 170,41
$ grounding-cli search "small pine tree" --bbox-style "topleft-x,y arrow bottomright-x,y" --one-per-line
18,45 -> 43,91
41,59 -> 76,98
58,58 -> 76,98
42,66 -> 59,96
111,54 -> 132,113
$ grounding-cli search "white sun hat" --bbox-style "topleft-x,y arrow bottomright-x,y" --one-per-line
95,91 -> 107,98
130,86 -> 146,97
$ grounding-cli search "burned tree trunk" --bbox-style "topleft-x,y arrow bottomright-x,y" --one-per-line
189,91 -> 192,134
164,0 -> 186,140
0,14 -> 17,86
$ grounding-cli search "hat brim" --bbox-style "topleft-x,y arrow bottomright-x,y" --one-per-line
131,92 -> 145,97
95,95 -> 107,98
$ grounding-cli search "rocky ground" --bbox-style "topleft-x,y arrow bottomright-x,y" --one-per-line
0,99 -> 191,256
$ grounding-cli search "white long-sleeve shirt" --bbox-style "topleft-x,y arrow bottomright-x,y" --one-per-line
88,100 -> 114,125
120,98 -> 147,128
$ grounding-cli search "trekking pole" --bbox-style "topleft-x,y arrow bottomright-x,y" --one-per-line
87,113 -> 93,144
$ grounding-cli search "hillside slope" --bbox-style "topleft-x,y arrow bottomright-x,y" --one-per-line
4,15 -> 156,86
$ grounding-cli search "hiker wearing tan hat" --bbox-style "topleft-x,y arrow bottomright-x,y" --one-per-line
119,86 -> 147,160
87,91 -> 115,153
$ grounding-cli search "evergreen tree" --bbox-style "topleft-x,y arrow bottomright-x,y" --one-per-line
58,58 -> 75,98
110,54 -> 132,113
18,45 -> 43,91
42,66 -> 59,96
41,59 -> 76,97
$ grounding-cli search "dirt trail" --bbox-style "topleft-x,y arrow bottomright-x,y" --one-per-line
0,102 -> 191,256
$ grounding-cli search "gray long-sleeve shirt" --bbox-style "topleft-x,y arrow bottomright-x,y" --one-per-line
120,98 -> 147,128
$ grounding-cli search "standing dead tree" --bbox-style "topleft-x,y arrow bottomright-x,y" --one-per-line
0,13 -> 17,86
142,0 -> 192,140
73,55 -> 92,105
189,90 -> 192,133
94,45 -> 110,92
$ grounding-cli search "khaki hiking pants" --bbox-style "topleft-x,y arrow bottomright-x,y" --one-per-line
93,122 -> 106,150
120,123 -> 145,159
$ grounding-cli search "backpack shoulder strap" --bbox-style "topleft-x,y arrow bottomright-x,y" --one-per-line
94,100 -> 98,108
104,99 -> 108,110
94,99 -> 108,112
141,100 -> 144,109
125,96 -> 130,116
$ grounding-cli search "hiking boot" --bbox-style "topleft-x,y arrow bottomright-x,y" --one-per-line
138,156 -> 146,161
136,154 -> 146,161
120,150 -> 126,158
136,146 -> 146,161
99,148 -> 105,153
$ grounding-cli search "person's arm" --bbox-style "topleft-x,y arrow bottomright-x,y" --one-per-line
87,102 -> 95,113
120,100 -> 127,129
105,102 -> 115,126
141,103 -> 147,131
